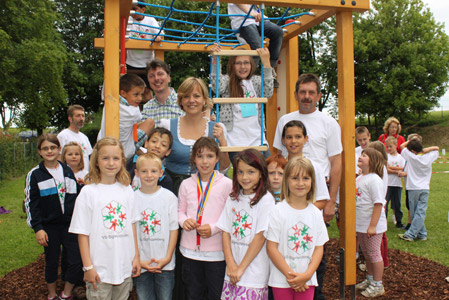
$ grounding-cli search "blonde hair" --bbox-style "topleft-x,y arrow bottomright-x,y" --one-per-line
361,148 -> 384,178
85,137 -> 130,185
177,77 -> 212,112
281,156 -> 316,204
384,136 -> 397,146
383,117 -> 401,134
62,142 -> 84,171
368,141 -> 387,165
136,153 -> 162,170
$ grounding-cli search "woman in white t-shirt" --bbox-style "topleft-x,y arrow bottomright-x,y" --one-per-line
211,45 -> 275,161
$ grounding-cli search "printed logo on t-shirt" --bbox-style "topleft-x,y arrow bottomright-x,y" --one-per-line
231,208 -> 253,240
56,181 -> 66,202
139,208 -> 161,236
288,221 -> 314,254
356,187 -> 361,202
102,201 -> 127,233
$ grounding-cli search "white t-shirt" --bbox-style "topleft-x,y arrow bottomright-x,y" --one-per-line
387,153 -> 405,187
355,146 -> 363,175
227,80 -> 267,147
74,169 -> 88,182
355,173 -> 387,234
126,16 -> 163,68
308,159 -> 329,202
46,163 -> 65,213
265,201 -> 329,288
57,129 -> 92,172
401,148 -> 438,190
273,110 -> 342,177
69,183 -> 139,285
135,188 -> 178,271
216,192 -> 275,288
228,4 -> 260,30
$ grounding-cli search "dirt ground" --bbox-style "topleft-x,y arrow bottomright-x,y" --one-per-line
1,238 -> 448,299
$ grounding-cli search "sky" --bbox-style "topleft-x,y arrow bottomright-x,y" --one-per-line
421,0 -> 449,110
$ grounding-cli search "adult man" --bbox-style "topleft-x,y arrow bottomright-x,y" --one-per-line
273,73 -> 342,300
57,105 -> 93,172
141,59 -> 184,126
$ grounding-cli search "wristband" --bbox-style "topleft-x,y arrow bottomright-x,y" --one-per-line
82,265 -> 94,272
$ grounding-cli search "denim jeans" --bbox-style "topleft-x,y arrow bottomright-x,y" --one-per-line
239,21 -> 284,67
404,190 -> 429,239
133,270 -> 175,300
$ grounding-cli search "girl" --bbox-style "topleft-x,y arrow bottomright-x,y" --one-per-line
69,137 -> 141,300
25,133 -> 82,300
177,137 -> 232,300
211,45 -> 275,160
62,141 -> 87,184
266,156 -> 329,300
281,120 -> 330,210
217,149 -> 275,300
355,148 -> 387,298
266,154 -> 287,203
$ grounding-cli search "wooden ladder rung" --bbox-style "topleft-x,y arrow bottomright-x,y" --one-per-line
212,50 -> 259,56
213,97 -> 268,104
220,145 -> 268,152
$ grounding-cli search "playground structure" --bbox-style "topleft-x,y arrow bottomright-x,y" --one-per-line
95,0 -> 369,297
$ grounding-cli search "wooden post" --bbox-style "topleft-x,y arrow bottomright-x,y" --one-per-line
104,0 -> 120,138
286,35 -> 299,113
336,10 -> 356,286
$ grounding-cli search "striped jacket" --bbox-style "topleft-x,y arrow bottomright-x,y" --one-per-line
24,161 -> 80,232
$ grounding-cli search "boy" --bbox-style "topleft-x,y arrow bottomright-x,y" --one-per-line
398,138 -> 439,242
98,74 -> 155,161
385,136 -> 406,229
132,127 -> 174,191
355,126 -> 371,176
133,153 -> 178,300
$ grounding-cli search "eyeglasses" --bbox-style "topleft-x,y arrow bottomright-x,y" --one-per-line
234,61 -> 251,66
40,146 -> 59,151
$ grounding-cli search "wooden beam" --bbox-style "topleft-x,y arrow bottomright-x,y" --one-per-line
286,35 -> 298,113
104,0 -> 121,138
213,98 -> 268,104
190,0 -> 369,12
212,50 -> 259,56
282,9 -> 336,45
220,145 -> 268,152
336,10 -> 356,286
120,0 -> 132,18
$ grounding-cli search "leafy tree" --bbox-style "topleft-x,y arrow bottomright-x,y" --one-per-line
353,0 -> 449,128
0,0 -> 68,133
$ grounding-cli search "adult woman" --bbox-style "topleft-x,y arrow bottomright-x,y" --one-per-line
160,77 -> 230,195
378,117 -> 405,153
211,45 -> 275,161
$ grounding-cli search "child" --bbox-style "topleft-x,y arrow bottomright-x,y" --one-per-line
266,154 -> 287,203
398,139 -> 439,242
266,156 -> 329,300
385,136 -> 406,228
217,149 -> 276,299
178,137 -> 232,300
69,137 -> 141,299
355,148 -> 387,298
98,74 -> 155,161
133,153 -> 178,300
62,141 -> 87,185
131,127 -> 174,192
355,126 -> 371,176
24,133 -> 82,300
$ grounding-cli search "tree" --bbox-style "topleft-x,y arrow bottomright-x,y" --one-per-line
353,0 -> 449,128
0,0 -> 68,133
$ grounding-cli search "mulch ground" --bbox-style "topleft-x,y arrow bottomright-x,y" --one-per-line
1,238 -> 448,299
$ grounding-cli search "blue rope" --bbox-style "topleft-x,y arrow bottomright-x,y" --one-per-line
180,3 -> 216,46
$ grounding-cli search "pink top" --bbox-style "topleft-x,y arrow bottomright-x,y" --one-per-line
378,133 -> 405,153
178,171 -> 232,252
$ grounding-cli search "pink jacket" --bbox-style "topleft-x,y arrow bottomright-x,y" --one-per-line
178,171 -> 232,252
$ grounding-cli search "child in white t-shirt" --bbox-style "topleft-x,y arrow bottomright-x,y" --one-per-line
133,153 -> 178,300
266,156 -> 329,300
217,149 -> 275,300
385,137 -> 406,228
355,148 -> 387,298
69,137 -> 141,299
266,154 -> 287,203
355,126 -> 371,176
62,141 -> 88,185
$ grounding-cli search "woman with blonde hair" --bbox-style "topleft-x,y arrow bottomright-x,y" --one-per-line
378,117 -> 405,153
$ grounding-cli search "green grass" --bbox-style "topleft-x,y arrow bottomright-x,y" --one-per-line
0,175 -> 43,277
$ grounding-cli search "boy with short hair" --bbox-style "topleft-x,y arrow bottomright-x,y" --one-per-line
133,153 -> 178,300
398,138 -> 439,241
355,126 -> 371,176
385,136 -> 406,229
132,127 -> 174,191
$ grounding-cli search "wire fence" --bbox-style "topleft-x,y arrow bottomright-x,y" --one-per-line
0,137 -> 41,182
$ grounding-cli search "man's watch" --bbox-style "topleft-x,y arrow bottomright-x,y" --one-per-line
82,265 -> 94,272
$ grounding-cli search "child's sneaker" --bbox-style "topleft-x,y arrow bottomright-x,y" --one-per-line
361,283 -> 385,298
398,233 -> 414,242
59,292 -> 72,300
48,296 -> 60,300
356,279 -> 371,290
392,214 -> 397,225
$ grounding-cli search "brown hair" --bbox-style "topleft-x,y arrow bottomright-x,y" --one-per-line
280,156 -> 316,203
368,141 -> 388,165
227,51 -> 256,97
295,73 -> 321,94
146,58 -> 170,76
355,126 -> 370,136
67,105 -> 84,118
148,127 -> 174,150
37,133 -> 60,150
85,137 -> 130,185
177,77 -> 212,112
361,148 -> 384,178
61,141 -> 85,171
190,136 -> 220,168
120,73 -> 145,92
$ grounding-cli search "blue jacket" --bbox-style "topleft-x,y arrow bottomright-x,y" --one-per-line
24,161 -> 80,232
